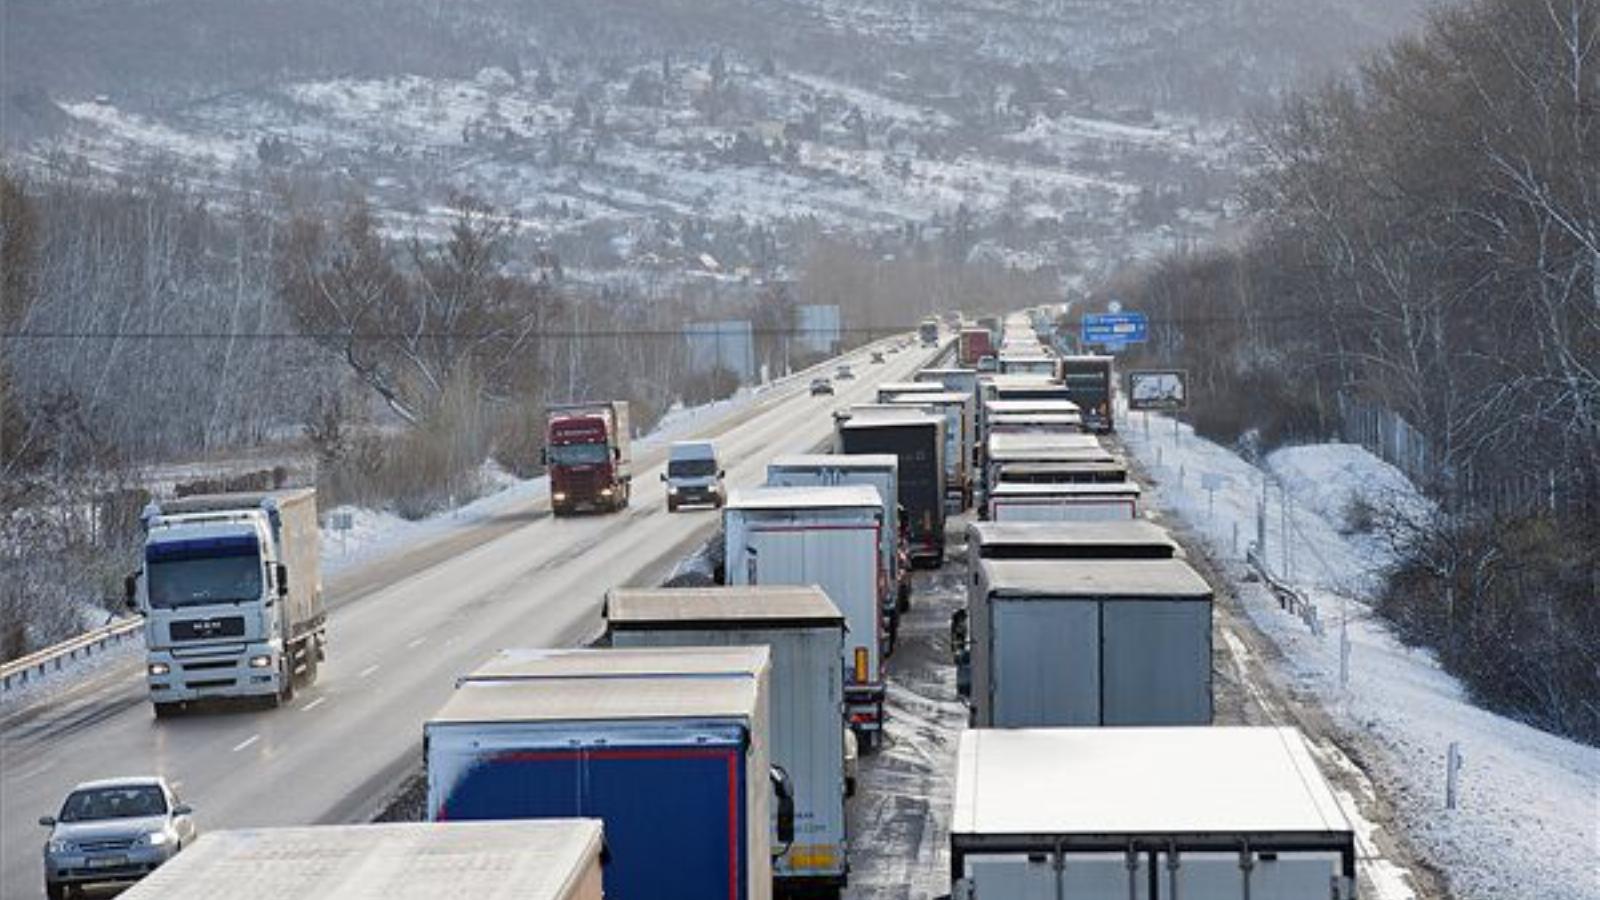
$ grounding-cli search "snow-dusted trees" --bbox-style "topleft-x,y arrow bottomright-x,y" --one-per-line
1107,0 -> 1599,742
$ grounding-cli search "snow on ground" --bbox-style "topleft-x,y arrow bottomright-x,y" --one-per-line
1123,411 -> 1600,900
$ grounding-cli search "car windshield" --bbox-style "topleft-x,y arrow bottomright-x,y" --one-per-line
147,545 -> 262,609
548,443 -> 610,466
59,786 -> 166,822
668,458 -> 717,477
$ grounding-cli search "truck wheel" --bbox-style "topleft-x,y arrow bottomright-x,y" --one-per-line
279,658 -> 297,704
301,640 -> 320,685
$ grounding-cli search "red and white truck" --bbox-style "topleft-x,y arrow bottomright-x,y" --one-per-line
544,401 -> 632,515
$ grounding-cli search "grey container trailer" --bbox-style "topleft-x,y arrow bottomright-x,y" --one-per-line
766,454 -> 904,607
836,408 -> 946,567
951,727 -> 1357,899
117,821 -> 606,900
607,586 -> 850,891
970,559 -> 1212,727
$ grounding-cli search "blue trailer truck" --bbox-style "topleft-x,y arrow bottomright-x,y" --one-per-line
425,647 -> 784,900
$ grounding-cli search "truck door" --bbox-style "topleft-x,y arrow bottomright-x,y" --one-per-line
1101,600 -> 1211,726
990,599 -> 1098,726
964,852 -> 1150,899
1157,851 -> 1348,899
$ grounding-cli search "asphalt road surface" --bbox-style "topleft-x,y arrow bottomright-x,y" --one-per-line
0,339 -> 942,898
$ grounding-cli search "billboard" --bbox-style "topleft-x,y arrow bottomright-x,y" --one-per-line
794,304 -> 842,354
1128,370 -> 1188,411
683,320 -> 756,380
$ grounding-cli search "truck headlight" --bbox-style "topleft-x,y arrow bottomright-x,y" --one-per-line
248,654 -> 273,669
552,492 -> 567,502
147,663 -> 170,677
600,488 -> 614,497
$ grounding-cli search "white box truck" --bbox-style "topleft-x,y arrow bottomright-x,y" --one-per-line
986,480 -> 1142,522
725,486 -> 889,745
950,727 -> 1357,899
970,559 -> 1212,727
766,454 -> 905,610
129,489 -> 324,715
428,647 -> 783,900
117,821 -> 606,900
607,586 -> 850,893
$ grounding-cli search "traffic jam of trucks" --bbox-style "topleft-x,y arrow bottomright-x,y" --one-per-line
81,313 -> 1374,900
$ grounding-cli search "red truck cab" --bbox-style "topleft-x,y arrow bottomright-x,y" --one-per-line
545,401 -> 632,515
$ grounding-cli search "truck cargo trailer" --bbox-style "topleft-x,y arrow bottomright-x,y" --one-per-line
118,821 -> 605,900
970,559 -> 1212,727
427,647 -> 778,900
766,454 -> 905,607
950,728 -> 1357,899
966,520 -> 1180,562
986,480 -> 1141,522
607,587 -> 849,892
725,486 -> 889,743
836,408 -> 946,568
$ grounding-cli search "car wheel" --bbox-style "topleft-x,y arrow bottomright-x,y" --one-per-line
666,497 -> 678,513
153,702 -> 180,719
46,882 -> 65,900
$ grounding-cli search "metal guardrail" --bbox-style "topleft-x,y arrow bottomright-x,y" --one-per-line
1247,547 -> 1324,637
0,619 -> 143,694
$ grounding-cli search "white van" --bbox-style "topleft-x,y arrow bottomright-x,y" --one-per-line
662,440 -> 725,511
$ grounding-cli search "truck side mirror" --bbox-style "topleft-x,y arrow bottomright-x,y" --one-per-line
718,470 -> 726,479
124,572 -> 140,611
613,447 -> 622,461
659,472 -> 667,482
950,608 -> 969,652
276,564 -> 290,597
770,766 -> 795,848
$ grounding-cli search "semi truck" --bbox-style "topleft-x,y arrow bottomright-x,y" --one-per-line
607,587 -> 850,894
545,401 -> 632,515
949,728 -> 1358,899
428,647 -> 786,900
724,486 -> 889,745
1059,355 -> 1115,432
958,328 -> 994,367
118,821 -> 606,900
129,489 -> 324,715
836,408 -> 946,568
765,454 -> 906,608
968,559 -> 1212,727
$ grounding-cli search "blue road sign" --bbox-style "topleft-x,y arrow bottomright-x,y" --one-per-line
1082,312 -> 1148,346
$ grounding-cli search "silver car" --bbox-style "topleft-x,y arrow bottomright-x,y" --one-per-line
41,776 -> 196,899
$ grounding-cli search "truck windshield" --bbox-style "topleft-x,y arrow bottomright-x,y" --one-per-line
147,540 -> 262,608
668,458 -> 717,477
548,443 -> 610,466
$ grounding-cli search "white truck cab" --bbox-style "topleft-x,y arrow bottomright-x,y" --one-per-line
662,441 -> 725,512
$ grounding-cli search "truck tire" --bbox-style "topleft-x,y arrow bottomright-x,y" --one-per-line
301,639 -> 320,685
278,657 -> 297,704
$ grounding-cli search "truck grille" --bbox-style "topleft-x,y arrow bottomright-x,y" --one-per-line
169,616 -> 245,641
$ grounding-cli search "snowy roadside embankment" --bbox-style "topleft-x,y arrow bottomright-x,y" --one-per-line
1123,412 -> 1599,900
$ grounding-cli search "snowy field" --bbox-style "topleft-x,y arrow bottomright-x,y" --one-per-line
1123,412 -> 1600,900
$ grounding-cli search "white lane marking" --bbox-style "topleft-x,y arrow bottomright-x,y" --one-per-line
300,697 -> 327,712
406,637 -> 427,649
358,664 -> 380,679
231,734 -> 260,753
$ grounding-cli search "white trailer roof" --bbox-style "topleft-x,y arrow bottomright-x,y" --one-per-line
989,481 -> 1141,497
607,586 -> 845,628
877,381 -> 945,393
838,406 -> 942,428
981,558 -> 1210,598
768,453 -> 898,472
987,432 -> 1102,453
983,399 -> 1081,414
117,821 -> 603,900
886,391 -> 969,405
968,520 -> 1177,550
726,484 -> 883,511
953,727 -> 1352,839
433,671 -> 760,725
462,645 -> 770,682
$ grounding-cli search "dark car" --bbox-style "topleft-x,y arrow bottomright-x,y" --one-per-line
810,377 -> 835,396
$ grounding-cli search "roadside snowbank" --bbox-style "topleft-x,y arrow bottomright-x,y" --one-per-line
1123,412 -> 1599,900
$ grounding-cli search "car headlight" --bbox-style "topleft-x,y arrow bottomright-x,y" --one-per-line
667,485 -> 679,494
148,662 -> 171,677
47,839 -> 73,854
248,654 -> 273,669
137,831 -> 171,847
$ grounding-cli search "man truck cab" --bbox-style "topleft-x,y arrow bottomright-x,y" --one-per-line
663,441 -> 725,512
